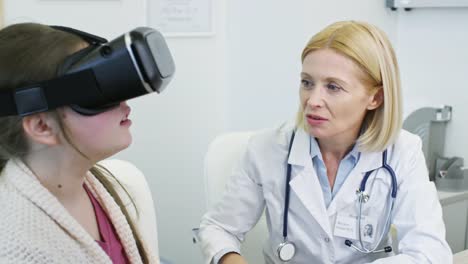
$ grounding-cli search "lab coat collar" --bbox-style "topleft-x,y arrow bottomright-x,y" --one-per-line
289,154 -> 332,235
309,136 -> 359,165
356,150 -> 384,173
287,128 -> 311,167
288,128 -> 363,167
288,128 -> 331,234
287,127 -> 385,177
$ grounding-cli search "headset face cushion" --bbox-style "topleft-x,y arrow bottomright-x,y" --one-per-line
69,102 -> 120,116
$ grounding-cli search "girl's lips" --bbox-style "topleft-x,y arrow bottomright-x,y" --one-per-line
120,107 -> 132,126
120,118 -> 132,127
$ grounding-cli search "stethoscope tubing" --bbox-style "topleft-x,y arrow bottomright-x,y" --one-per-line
357,188 -> 395,253
280,130 -> 398,260
360,150 -> 397,198
282,131 -> 296,239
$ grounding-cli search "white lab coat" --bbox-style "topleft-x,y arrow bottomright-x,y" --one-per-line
198,123 -> 452,264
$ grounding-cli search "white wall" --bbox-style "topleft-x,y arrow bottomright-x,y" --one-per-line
3,0 -> 147,37
225,0 -> 398,131
396,7 -> 468,164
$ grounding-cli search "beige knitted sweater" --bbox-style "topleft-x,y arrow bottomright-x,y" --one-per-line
0,159 -> 159,264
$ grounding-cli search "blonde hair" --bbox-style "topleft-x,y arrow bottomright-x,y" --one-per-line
296,21 -> 402,152
0,23 -> 150,263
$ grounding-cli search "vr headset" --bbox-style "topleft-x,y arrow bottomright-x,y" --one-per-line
0,25 -> 175,117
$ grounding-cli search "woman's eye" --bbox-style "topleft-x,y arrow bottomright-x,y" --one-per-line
301,79 -> 313,89
327,83 -> 342,91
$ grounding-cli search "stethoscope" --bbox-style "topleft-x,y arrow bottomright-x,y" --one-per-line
277,131 -> 397,262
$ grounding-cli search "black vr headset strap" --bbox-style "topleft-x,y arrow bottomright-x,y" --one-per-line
50,25 -> 108,45
0,26 -> 110,117
57,45 -> 96,76
52,25 -> 107,75
0,70 -> 107,117
0,91 -> 18,117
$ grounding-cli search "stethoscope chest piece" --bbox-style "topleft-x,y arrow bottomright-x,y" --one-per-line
277,240 -> 296,262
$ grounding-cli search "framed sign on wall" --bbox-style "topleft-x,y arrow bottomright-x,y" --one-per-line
0,0 -> 4,28
148,0 -> 214,37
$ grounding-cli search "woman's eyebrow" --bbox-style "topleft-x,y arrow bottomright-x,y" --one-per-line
300,72 -> 312,78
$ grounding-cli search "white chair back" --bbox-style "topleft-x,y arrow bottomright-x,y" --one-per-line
203,131 -> 268,264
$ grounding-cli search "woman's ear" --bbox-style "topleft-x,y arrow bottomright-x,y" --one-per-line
367,87 -> 384,110
22,113 -> 61,146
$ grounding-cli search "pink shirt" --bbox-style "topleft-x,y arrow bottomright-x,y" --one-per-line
84,184 -> 129,264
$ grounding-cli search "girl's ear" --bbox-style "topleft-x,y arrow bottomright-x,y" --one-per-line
367,87 -> 383,110
22,113 -> 61,146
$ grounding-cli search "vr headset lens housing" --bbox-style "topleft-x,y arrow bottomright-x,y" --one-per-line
62,27 -> 175,115
0,26 -> 175,117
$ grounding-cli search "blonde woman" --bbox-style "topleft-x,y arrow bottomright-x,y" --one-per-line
0,23 -> 162,263
198,21 -> 452,263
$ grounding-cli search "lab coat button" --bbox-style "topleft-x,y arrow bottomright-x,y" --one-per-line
324,237 -> 330,243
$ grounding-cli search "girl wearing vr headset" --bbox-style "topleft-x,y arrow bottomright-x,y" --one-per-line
0,23 -> 158,263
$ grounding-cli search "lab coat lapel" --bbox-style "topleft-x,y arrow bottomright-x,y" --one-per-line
288,129 -> 331,234
327,151 -> 383,215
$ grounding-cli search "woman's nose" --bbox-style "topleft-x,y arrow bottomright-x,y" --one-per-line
307,86 -> 325,108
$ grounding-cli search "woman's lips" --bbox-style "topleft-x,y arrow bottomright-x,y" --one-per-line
306,114 -> 328,125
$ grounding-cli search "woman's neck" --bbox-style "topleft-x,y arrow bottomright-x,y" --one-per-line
317,131 -> 358,162
23,146 -> 92,204
316,132 -> 358,190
